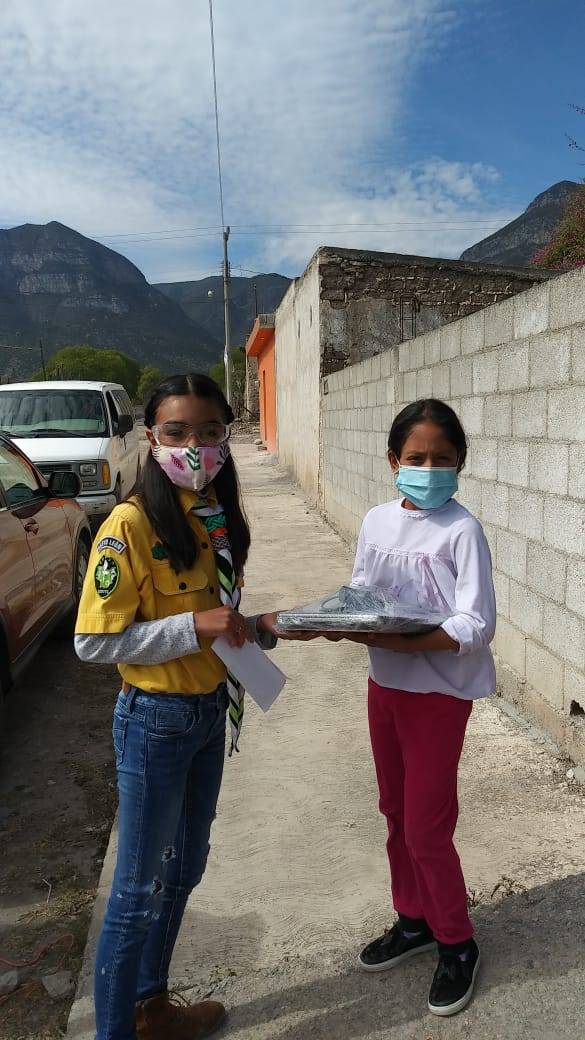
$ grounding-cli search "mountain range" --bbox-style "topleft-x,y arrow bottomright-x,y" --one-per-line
460,181 -> 579,266
0,180 -> 577,381
0,221 -> 221,380
154,274 -> 291,349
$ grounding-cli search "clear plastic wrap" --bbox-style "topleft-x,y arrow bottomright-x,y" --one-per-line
277,585 -> 450,634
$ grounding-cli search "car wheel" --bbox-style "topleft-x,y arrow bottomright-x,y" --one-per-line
74,538 -> 90,608
56,537 -> 90,639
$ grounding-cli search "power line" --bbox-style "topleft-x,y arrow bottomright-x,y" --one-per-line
232,219 -> 506,229
98,225 -> 223,239
93,219 -> 505,242
0,218 -> 509,241
208,0 -> 226,229
88,225 -> 503,247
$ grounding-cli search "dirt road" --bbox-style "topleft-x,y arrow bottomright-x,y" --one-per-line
0,639 -> 118,1039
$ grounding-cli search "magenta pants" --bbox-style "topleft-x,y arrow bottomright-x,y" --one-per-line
368,677 -> 473,946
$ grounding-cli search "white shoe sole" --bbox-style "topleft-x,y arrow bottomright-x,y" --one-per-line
358,940 -> 436,973
427,951 -> 481,1017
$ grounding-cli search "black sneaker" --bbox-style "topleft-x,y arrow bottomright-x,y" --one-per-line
428,940 -> 481,1016
358,921 -> 435,973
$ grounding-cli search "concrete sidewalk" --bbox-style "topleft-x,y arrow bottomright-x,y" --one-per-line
68,445 -> 585,1040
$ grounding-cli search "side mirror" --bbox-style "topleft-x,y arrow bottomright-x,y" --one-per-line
48,470 -> 82,499
117,414 -> 133,438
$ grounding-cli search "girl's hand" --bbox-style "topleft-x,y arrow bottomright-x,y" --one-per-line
257,612 -> 320,641
194,606 -> 250,649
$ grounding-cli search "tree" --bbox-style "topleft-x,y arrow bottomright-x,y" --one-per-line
137,365 -> 166,403
566,103 -> 585,156
210,348 -> 246,415
33,346 -> 142,398
533,184 -> 585,270
532,104 -> 585,271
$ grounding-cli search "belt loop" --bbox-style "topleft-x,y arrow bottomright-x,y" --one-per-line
126,686 -> 139,712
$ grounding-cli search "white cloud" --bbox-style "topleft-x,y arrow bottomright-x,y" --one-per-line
0,0 -> 517,280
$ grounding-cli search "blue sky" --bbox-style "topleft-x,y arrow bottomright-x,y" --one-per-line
0,0 -> 583,283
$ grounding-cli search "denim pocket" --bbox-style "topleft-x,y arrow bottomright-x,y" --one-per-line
113,716 -> 128,766
152,706 -> 196,737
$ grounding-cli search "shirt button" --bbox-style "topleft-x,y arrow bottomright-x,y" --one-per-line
209,586 -> 215,594
201,542 -> 209,549
179,582 -> 187,591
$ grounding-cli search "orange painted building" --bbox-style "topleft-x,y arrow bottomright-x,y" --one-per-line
245,314 -> 277,454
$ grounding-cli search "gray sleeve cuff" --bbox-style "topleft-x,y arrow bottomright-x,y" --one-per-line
247,614 -> 278,651
74,612 -> 200,665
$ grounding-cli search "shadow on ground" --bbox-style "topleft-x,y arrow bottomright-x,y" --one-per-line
179,872 -> 585,1040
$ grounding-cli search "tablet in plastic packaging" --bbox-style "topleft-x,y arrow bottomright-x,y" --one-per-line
277,585 -> 450,634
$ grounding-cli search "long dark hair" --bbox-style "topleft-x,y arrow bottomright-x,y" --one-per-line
138,373 -> 251,575
388,398 -> 468,471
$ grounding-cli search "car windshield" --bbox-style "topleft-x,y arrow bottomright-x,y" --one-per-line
0,390 -> 109,438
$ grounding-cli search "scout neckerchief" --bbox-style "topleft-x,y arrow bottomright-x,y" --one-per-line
192,495 -> 244,755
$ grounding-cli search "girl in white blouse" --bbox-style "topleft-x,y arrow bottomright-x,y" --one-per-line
332,398 -> 496,1019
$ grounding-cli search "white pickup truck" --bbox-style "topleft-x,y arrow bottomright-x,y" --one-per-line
0,380 -> 141,527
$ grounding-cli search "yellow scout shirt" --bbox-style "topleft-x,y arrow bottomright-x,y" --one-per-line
76,489 -> 228,694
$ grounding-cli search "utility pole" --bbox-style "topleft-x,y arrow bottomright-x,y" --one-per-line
253,282 -> 258,318
39,338 -> 47,379
222,226 -> 232,405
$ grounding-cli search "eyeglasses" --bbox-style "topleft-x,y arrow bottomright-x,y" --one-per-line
152,421 -> 232,447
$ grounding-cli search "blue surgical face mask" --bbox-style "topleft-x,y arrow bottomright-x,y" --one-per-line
395,465 -> 458,510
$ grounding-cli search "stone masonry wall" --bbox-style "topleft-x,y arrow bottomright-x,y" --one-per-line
319,266 -> 585,766
318,247 -> 552,376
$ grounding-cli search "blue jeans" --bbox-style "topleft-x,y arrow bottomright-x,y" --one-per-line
95,685 -> 227,1040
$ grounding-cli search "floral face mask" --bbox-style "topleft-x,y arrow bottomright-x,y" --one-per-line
152,442 -> 230,492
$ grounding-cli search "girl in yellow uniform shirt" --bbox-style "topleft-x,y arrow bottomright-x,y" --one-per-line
75,373 -> 276,1040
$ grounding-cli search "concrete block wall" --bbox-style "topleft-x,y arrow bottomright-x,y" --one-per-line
321,348 -> 398,541
320,266 -> 585,765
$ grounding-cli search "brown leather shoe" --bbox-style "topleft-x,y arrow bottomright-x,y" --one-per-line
136,991 -> 226,1040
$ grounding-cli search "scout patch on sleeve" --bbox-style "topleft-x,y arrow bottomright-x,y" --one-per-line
94,555 -> 120,599
97,536 -> 127,555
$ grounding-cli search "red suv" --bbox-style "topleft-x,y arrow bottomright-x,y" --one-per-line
0,433 -> 92,720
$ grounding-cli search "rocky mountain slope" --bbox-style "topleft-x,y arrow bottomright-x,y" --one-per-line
460,181 -> 580,267
154,273 -> 291,348
0,222 -> 221,379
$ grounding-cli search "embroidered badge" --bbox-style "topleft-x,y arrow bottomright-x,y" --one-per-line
151,542 -> 168,561
94,556 -> 120,599
97,536 -> 127,555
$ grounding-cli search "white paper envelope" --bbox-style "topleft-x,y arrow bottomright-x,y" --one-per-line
212,637 -> 287,712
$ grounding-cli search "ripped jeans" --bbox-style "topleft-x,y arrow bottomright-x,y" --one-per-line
95,685 -> 227,1040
